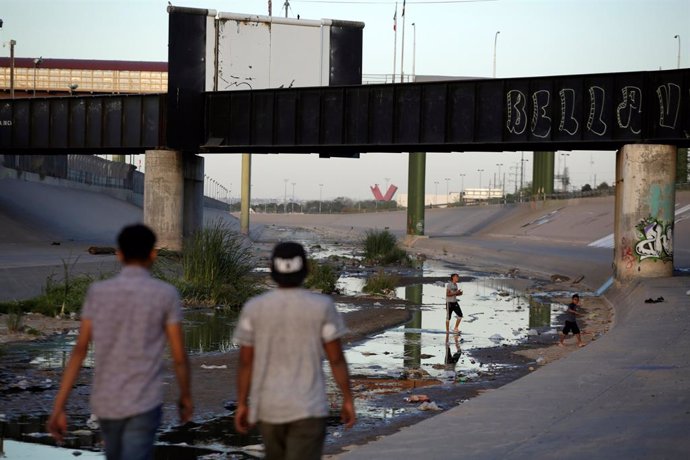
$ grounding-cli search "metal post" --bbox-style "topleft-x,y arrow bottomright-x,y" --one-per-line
291,182 -> 296,213
675,35 -> 681,69
400,1 -> 406,83
412,22 -> 416,81
9,39 -> 15,99
319,183 -> 323,213
240,153 -> 252,235
493,31 -> 500,78
284,178 -> 288,213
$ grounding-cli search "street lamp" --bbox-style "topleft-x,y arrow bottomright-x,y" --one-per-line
33,56 -> 43,97
319,183 -> 324,214
291,182 -> 296,213
459,173 -> 466,203
434,180 -> 439,207
412,22 -> 417,81
284,178 -> 288,213
674,34 -> 681,69
477,169 -> 485,191
493,31 -> 500,78
445,177 -> 451,205
560,153 -> 571,191
496,163 -> 503,192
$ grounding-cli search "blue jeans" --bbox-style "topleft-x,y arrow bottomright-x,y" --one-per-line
99,405 -> 162,460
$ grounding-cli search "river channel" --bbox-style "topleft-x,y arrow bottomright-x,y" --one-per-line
0,243 -> 566,459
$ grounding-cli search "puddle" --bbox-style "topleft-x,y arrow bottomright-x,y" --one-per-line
0,440 -> 103,459
183,309 -> 239,354
342,276 -> 556,383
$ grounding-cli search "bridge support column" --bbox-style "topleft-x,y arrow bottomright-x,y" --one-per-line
677,147 -> 688,184
532,151 -> 554,197
614,144 -> 676,281
183,154 -> 204,238
407,152 -> 426,236
144,150 -> 184,251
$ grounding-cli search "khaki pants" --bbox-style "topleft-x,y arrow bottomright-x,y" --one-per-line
259,417 -> 327,460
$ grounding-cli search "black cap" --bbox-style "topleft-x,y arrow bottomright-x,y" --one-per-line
271,242 -> 308,287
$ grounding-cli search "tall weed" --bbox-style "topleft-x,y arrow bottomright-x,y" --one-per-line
362,229 -> 411,266
176,221 -> 263,307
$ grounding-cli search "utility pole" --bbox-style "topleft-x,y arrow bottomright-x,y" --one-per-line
9,39 -> 16,99
283,0 -> 289,18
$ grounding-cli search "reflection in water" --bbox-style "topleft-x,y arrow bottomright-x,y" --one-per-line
183,309 -> 239,354
529,297 -> 552,328
404,285 -> 422,369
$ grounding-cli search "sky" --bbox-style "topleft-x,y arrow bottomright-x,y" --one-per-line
1,0 -> 688,200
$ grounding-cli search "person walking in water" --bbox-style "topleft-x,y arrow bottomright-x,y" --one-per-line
233,242 -> 355,460
559,293 -> 585,348
47,224 -> 192,460
446,273 -> 464,336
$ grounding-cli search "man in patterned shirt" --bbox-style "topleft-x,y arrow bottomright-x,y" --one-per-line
47,224 -> 192,460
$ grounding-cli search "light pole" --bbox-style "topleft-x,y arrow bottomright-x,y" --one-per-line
384,177 -> 391,194
33,56 -> 42,97
459,173 -> 466,203
493,30 -> 500,78
291,182 -> 296,213
445,177 -> 450,205
496,163 -> 503,192
283,178 -> 288,214
319,183 -> 323,214
477,169 -> 484,191
560,153 -> 570,192
434,180 -> 439,207
675,34 -> 681,69
9,39 -> 16,99
412,22 -> 416,81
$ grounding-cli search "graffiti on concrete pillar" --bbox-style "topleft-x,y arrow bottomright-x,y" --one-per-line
634,217 -> 673,261
620,237 -> 636,269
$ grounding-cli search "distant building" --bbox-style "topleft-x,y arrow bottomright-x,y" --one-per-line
0,58 -> 167,97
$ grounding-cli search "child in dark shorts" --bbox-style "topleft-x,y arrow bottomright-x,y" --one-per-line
559,293 -> 585,347
445,273 -> 463,336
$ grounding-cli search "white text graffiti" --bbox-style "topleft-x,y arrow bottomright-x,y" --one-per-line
635,218 -> 673,261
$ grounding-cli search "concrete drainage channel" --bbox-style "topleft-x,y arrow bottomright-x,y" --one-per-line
1,246 -> 568,458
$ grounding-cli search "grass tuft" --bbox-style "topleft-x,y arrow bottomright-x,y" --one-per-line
363,270 -> 399,295
304,259 -> 339,294
362,229 -> 411,266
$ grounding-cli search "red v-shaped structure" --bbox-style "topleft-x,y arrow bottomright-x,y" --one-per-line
370,184 -> 398,201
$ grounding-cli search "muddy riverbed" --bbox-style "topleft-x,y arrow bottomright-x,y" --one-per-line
0,227 -> 613,458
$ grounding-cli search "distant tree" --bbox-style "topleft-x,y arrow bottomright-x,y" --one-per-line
597,182 -> 610,190
581,184 -> 592,192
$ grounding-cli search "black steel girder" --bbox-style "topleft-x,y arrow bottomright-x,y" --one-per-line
203,69 -> 690,154
0,94 -> 166,154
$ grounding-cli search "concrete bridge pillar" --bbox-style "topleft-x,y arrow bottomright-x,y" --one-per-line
183,154 -> 204,238
614,144 -> 676,280
532,151 -> 554,196
406,152 -> 426,236
144,149 -> 184,251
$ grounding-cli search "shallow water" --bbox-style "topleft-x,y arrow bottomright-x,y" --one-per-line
1,246 -> 563,457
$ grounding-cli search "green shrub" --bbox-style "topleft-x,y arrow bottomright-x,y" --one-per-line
5,306 -> 24,332
363,270 -> 399,295
304,259 -> 339,294
172,221 -> 264,307
362,229 -> 411,266
0,271 -> 99,317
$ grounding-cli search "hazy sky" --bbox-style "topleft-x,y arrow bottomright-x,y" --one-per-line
1,0 -> 687,200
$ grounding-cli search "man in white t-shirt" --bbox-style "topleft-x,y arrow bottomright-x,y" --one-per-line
445,273 -> 464,337
233,242 -> 355,460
